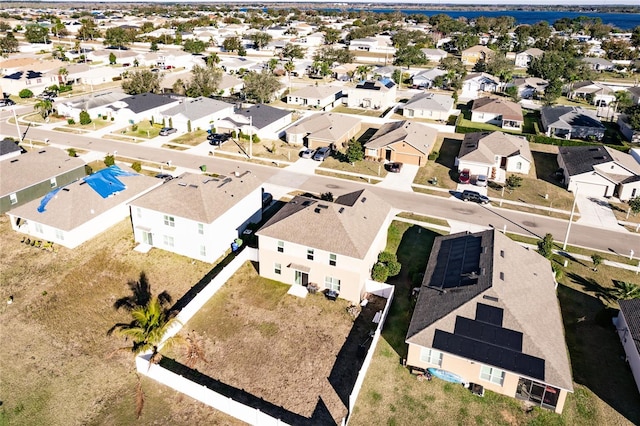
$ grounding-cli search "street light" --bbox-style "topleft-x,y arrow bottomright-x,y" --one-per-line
562,185 -> 579,250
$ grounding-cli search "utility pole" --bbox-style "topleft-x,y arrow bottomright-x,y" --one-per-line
562,185 -> 579,250
248,116 -> 252,159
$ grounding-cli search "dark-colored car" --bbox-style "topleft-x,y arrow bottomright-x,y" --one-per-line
0,99 -> 16,107
459,168 -> 471,184
461,190 -> 490,204
313,146 -> 331,161
159,127 -> 177,136
207,133 -> 230,146
155,173 -> 174,182
262,192 -> 273,208
386,162 -> 403,173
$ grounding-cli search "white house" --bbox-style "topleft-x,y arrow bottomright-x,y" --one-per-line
7,166 -> 161,249
286,85 -> 343,110
420,48 -> 447,63
471,97 -> 524,132
216,104 -> 293,140
157,97 -> 234,132
411,68 -> 447,89
402,92 -> 454,121
461,73 -> 500,100
568,81 -> 616,107
55,91 -> 129,121
104,92 -> 182,122
129,172 -> 264,263
507,77 -> 548,100
514,48 -> 544,68
347,78 -> 397,110
616,300 -> 640,395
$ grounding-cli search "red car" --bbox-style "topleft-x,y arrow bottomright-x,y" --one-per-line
459,168 -> 471,184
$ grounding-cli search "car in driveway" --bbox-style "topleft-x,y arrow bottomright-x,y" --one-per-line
313,146 -> 331,161
300,148 -> 315,159
155,173 -> 174,183
475,174 -> 488,187
159,127 -> 177,136
0,98 -> 16,107
207,133 -> 230,146
459,168 -> 471,184
461,190 -> 490,204
386,162 -> 403,173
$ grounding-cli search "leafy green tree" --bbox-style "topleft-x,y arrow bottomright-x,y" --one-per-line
109,52 -> 117,65
19,89 -> 33,98
629,196 -> 640,215
505,85 -> 519,102
393,46 -> 428,69
104,154 -> 115,166
610,281 -> 640,300
345,138 -> 364,163
243,70 -> 282,103
284,61 -> 295,91
122,70 -> 162,95
150,41 -> 158,52
537,233 -> 555,259
34,99 -> 54,119
104,27 -> 135,49
631,25 -> 640,49
222,36 -> 242,53
485,54 -> 514,82
543,79 -> 563,106
0,32 -> 18,53
281,43 -> 306,60
183,39 -> 206,54
313,46 -> 353,65
321,27 -> 341,44
79,110 -> 91,125
186,64 -> 223,97
506,174 -> 523,190
77,18 -> 100,40
356,65 -> 372,81
249,32 -> 272,50
372,251 -> 401,282
0,21 -> 11,32
25,25 -> 49,43
591,254 -> 603,271
451,33 -> 479,52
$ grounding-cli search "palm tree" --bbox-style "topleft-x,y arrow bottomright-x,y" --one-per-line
58,67 -> 68,85
284,61 -> 295,92
356,65 -> 372,81
610,281 -> 640,301
34,99 -> 54,119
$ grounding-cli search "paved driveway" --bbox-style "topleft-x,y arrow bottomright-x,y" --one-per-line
377,164 -> 419,192
575,194 -> 625,231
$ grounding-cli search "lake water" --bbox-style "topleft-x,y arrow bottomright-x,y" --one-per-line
333,9 -> 640,30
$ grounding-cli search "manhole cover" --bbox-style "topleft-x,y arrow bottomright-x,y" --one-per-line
521,221 -> 537,227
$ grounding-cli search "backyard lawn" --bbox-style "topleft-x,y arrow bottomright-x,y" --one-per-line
414,135 -> 463,190
348,221 -> 640,426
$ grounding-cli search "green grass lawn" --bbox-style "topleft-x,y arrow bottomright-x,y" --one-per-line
414,135 -> 462,189
115,121 -> 162,139
332,105 -> 385,118
171,130 -> 208,146
348,222 -> 640,425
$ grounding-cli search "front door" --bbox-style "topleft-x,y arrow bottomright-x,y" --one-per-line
142,231 -> 153,245
294,270 -> 309,286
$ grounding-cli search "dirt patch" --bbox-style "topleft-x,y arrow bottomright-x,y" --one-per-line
162,261 -> 388,425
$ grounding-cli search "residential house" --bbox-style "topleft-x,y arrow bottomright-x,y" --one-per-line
7,166 -> 161,249
129,172 -> 263,263
615,299 -> 640,395
88,49 -> 138,65
540,106 -> 605,140
105,92 -> 182,122
157,97 -> 234,133
364,120 -> 437,166
583,57 -> 615,72
568,81 -> 615,107
455,132 -> 532,183
256,189 -> 393,304
411,68 -> 447,89
332,63 -> 358,81
461,73 -> 500,100
62,63 -> 124,87
347,78 -> 397,110
618,114 -> 640,144
402,92 -> 454,121
291,32 -> 324,47
218,74 -> 244,97
0,138 -> 22,162
216,104 -> 293,140
372,66 -> 396,79
420,48 -> 448,63
0,147 -> 87,214
348,37 -> 396,55
514,48 -> 544,68
556,145 -> 640,200
219,57 -> 259,74
461,45 -> 495,66
507,77 -> 548,100
406,229 -> 573,413
471,97 -> 524,132
56,91 -> 129,121
286,85 -> 343,110
1,59 -> 64,96
628,87 -> 640,105
285,112 -> 361,149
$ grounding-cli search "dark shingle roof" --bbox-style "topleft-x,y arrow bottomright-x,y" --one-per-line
0,138 -> 21,157
541,106 -> 605,131
558,145 -> 613,176
619,299 -> 640,356
121,93 -> 179,114
235,104 -> 292,130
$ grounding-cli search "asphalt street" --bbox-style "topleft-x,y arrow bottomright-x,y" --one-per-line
1,107 -> 639,257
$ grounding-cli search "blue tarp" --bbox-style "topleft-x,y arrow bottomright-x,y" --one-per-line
37,187 -> 62,213
84,165 -> 138,199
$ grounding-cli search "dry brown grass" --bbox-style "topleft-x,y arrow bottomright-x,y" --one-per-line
0,217 -> 241,426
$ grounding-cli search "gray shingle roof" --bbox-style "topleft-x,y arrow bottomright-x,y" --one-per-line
121,93 -> 180,114
406,229 -> 573,391
286,113 -> 361,143
404,92 -> 454,113
235,104 -> 292,130
160,97 -> 233,121
0,138 -> 21,157
288,85 -> 343,100
541,106 -> 605,131
458,131 -> 532,165
0,148 -> 86,196
618,299 -> 640,356
558,145 -> 614,176
56,91 -> 128,110
256,189 -> 391,259
364,120 -> 437,155
129,171 -> 261,223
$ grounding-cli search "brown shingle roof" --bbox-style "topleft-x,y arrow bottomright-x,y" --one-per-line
472,97 -> 523,122
364,120 -> 437,155
458,131 -> 532,165
286,113 -> 361,143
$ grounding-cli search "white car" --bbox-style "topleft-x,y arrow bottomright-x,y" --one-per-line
476,174 -> 488,187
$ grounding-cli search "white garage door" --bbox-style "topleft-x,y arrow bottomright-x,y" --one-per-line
575,181 -> 609,197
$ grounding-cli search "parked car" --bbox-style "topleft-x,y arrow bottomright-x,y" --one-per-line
37,91 -> 56,100
386,162 -> 403,173
475,174 -> 488,187
313,146 -> 331,161
262,192 -> 273,208
151,68 -> 161,73
0,99 -> 16,107
300,148 -> 315,158
155,173 -> 174,182
207,133 -> 230,146
461,190 -> 490,204
159,127 -> 177,136
458,168 -> 471,184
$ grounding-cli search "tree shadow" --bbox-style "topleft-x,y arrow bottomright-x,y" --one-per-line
531,151 -> 564,187
113,271 -> 172,312
565,272 -> 612,304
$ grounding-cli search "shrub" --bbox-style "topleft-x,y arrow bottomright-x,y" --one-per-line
104,154 -> 115,167
67,148 -> 77,157
372,263 -> 389,282
79,110 -> 91,125
19,89 -> 33,98
110,117 -> 115,121
537,233 -> 555,259
102,115 -> 107,120
428,150 -> 439,161
187,119 -> 192,133
58,85 -> 72,93
131,161 -> 142,172
67,118 -> 76,125
320,192 -> 334,202
378,251 -> 396,264
131,124 -> 138,132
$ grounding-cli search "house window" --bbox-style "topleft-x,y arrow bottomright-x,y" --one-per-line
275,263 -> 281,275
277,241 -> 284,253
480,365 -> 505,386
9,193 -> 17,205
50,177 -> 57,188
325,276 -> 340,292
55,229 -> 64,240
516,162 -> 522,170
163,235 -> 174,248
35,223 -> 43,233
200,245 -> 206,256
198,223 -> 204,235
419,348 -> 443,366
307,248 -> 314,260
329,253 -> 337,266
163,215 -> 175,227
136,208 -> 142,219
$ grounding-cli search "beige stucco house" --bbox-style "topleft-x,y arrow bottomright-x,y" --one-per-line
256,189 -> 393,304
471,97 -> 524,132
364,120 -> 437,166
406,229 -> 573,413
461,45 -> 495,66
285,112 -> 362,150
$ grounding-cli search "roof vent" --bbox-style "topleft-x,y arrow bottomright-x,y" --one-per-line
339,207 -> 344,213
361,197 -> 367,203
178,182 -> 187,187
62,188 -> 70,192
483,295 -> 499,302
189,184 -> 198,189
38,150 -> 46,154
10,159 -> 19,163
